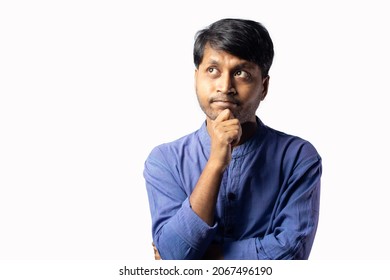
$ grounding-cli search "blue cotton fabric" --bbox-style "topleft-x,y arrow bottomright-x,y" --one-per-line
144,118 -> 321,259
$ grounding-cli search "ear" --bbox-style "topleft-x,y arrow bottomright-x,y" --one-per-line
194,68 -> 198,88
260,75 -> 270,101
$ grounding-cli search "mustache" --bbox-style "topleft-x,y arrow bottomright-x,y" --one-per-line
209,96 -> 241,105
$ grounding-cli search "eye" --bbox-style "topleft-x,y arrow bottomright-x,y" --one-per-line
207,67 -> 216,73
234,70 -> 250,79
206,67 -> 220,77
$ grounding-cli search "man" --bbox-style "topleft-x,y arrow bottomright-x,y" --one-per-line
144,18 -> 322,260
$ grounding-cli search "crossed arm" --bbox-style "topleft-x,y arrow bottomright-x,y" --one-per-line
145,110 -> 321,259
147,109 -> 240,259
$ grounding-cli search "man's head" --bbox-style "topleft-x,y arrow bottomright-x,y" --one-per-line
194,18 -> 274,78
194,18 -> 274,123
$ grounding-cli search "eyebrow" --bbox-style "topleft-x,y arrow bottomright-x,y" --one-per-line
205,58 -> 220,65
233,62 -> 257,70
205,58 -> 257,70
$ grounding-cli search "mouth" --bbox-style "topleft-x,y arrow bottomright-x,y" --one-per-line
211,100 -> 239,109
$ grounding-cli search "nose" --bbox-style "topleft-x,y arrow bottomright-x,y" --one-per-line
217,73 -> 236,95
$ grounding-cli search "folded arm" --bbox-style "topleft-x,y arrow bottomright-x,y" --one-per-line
144,152 -> 220,259
145,110 -> 241,259
223,155 -> 322,259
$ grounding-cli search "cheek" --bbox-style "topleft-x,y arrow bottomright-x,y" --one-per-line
196,79 -> 213,99
195,83 -> 208,105
198,78 -> 213,92
240,86 -> 263,105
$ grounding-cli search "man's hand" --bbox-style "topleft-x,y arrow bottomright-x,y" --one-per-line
152,242 -> 161,260
208,109 -> 242,170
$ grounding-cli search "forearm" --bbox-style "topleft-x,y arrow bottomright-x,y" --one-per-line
190,109 -> 240,225
154,161 -> 225,259
146,109 -> 241,259
222,225 -> 317,260
223,169 -> 321,260
190,160 -> 225,225
145,152 -> 224,259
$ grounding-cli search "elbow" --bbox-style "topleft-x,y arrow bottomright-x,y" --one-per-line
154,232 -> 205,260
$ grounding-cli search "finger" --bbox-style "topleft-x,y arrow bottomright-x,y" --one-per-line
234,121 -> 242,145
219,119 -> 240,128
227,109 -> 235,120
214,109 -> 232,122
224,123 -> 242,146
219,126 -> 241,137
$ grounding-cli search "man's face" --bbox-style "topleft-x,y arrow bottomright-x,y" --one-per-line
195,44 -> 269,124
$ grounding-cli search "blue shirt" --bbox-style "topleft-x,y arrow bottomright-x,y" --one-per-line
144,118 -> 321,260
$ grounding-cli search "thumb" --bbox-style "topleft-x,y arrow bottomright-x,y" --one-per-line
214,109 -> 233,122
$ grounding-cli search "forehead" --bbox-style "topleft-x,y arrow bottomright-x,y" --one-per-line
201,44 -> 259,71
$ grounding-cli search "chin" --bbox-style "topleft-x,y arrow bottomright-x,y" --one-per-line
206,113 -> 219,121
201,108 -> 219,121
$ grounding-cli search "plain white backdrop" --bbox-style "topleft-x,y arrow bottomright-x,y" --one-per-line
1,0 -> 389,261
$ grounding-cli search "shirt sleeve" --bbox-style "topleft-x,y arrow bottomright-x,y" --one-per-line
144,146 -> 218,260
224,153 -> 322,260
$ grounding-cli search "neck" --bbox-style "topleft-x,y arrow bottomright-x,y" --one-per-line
237,120 -> 258,146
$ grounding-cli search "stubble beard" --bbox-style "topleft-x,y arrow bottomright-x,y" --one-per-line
197,98 -> 260,124
195,87 -> 261,124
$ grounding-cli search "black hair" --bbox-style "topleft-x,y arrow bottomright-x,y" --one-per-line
193,18 -> 274,77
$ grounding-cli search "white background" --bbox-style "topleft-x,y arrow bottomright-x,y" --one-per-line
1,0 -> 389,261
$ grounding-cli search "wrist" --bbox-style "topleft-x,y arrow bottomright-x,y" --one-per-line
207,157 -> 228,173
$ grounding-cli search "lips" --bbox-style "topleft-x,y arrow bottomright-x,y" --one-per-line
211,100 -> 238,109
212,100 -> 237,105
211,100 -> 237,110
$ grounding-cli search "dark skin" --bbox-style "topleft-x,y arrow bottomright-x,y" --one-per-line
153,44 -> 269,259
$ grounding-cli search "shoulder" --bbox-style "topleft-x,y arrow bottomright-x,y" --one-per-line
262,124 -> 321,165
146,126 -> 204,163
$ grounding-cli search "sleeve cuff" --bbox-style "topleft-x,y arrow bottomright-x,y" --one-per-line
169,198 -> 218,251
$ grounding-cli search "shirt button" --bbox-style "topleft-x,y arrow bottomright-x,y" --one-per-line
227,192 -> 236,201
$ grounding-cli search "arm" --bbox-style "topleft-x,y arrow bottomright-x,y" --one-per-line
222,153 -> 322,259
145,153 -> 216,259
145,109 -> 241,259
190,109 -> 241,225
